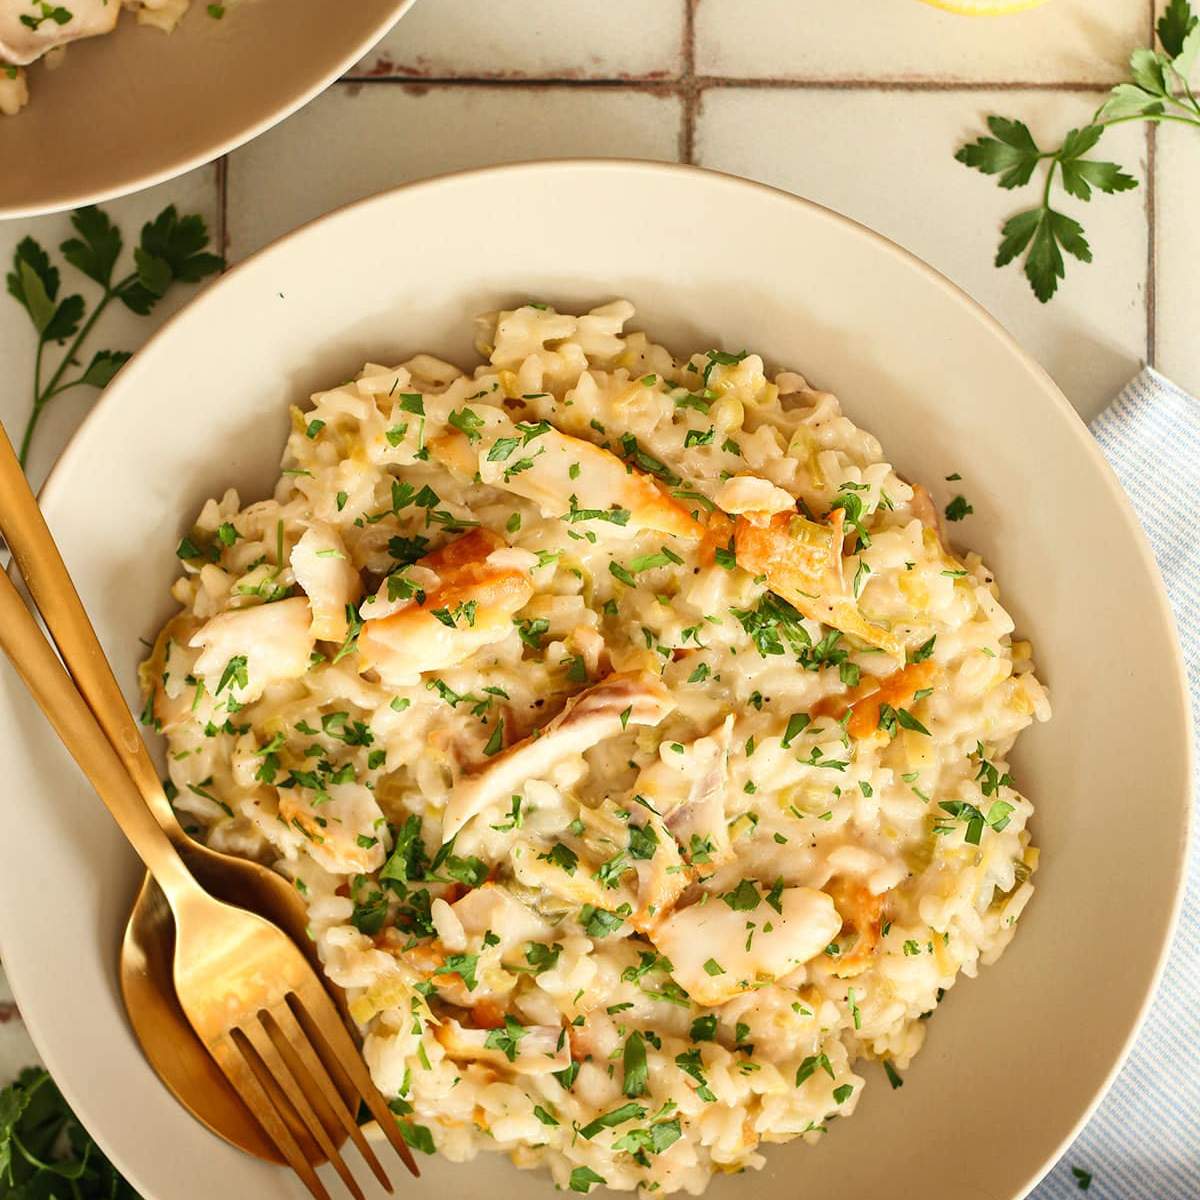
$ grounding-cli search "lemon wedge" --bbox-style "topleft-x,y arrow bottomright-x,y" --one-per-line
916,0 -> 1050,12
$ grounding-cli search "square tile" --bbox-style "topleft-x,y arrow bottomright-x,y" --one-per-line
695,0 -> 1151,84
695,87 -> 1149,418
354,0 -> 685,80
0,165 -> 221,488
226,83 -> 683,259
1152,122 -> 1200,398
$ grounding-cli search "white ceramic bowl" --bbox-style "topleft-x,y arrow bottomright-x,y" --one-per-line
0,0 -> 413,218
0,161 -> 1189,1200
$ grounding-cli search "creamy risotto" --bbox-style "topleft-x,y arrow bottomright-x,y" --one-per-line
143,301 -> 1049,1195
0,0 -> 192,115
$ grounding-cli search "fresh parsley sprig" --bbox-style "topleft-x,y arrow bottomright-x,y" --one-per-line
0,1066 -> 141,1197
6,203 -> 223,466
956,0 -> 1200,302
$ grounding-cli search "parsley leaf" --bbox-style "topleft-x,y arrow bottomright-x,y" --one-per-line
0,1067 -> 139,1198
1071,1166 -> 1094,1192
954,115 -> 1042,189
1160,0 -> 1198,56
954,9 -> 1200,305
7,203 -> 221,466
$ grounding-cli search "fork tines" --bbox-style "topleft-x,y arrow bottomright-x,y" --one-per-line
211,984 -> 418,1200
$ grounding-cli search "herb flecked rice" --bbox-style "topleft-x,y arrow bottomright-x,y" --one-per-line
143,301 -> 1050,1195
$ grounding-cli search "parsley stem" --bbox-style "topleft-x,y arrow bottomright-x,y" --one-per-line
24,339 -> 44,467
1090,110 -> 1200,132
1040,155 -> 1058,210
42,378 -> 89,401
1165,62 -> 1200,118
19,272 -> 133,467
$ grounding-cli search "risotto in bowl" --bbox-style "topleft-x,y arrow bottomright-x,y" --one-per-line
0,162 -> 1185,1200
144,301 -> 1048,1195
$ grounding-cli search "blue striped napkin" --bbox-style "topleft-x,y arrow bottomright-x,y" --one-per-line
1033,368 -> 1200,1199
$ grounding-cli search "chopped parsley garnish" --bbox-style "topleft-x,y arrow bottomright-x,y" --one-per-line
714,541 -> 737,570
609,561 -> 637,587
945,494 -> 974,522
483,1016 -> 528,1062
214,654 -> 248,696
540,842 -> 579,875
628,822 -> 659,860
580,903 -> 631,937
937,798 -> 1015,845
515,617 -> 551,650
702,348 -> 748,383
349,888 -> 389,935
595,851 -> 631,889
434,952 -> 480,991
563,495 -> 631,525
487,436 -> 521,462
524,941 -> 562,974
623,1030 -> 648,1097
447,406 -> 484,442
896,707 -> 931,736
781,712 -> 810,748
674,1049 -> 717,1102
483,719 -> 505,756
618,433 -> 681,485
629,546 -> 683,573
731,593 -> 809,657
795,1053 -> 834,1086
909,634 -> 937,663
579,1102 -> 647,1140
722,879 -> 761,912
568,1166 -> 606,1193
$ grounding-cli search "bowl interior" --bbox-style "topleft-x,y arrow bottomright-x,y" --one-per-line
0,161 -> 1188,1200
0,0 -> 410,217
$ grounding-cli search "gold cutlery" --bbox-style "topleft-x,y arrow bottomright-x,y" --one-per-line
0,419 -> 321,1163
0,422 -> 417,1198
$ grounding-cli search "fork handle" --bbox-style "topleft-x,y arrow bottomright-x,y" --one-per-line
0,565 -> 196,902
0,421 -> 181,837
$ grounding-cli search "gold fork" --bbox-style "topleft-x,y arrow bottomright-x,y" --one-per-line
0,484 -> 417,1200
0,418 -> 344,1164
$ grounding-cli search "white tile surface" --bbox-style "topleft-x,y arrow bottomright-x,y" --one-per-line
1153,122 -> 1199,399
226,83 -> 683,259
0,166 -> 221,490
696,0 -> 1150,83
355,0 -> 685,80
696,86 -> 1149,417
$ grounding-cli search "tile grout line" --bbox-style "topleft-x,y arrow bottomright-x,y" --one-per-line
337,73 -> 1120,94
679,0 -> 697,164
215,155 -> 229,267
1145,0 -> 1157,368
1146,123 -> 1157,368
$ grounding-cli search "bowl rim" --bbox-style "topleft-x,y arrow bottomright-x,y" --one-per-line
0,0 -> 415,220
15,157 -> 1194,1200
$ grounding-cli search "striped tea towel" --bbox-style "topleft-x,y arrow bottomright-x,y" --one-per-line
1033,367 -> 1200,1199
